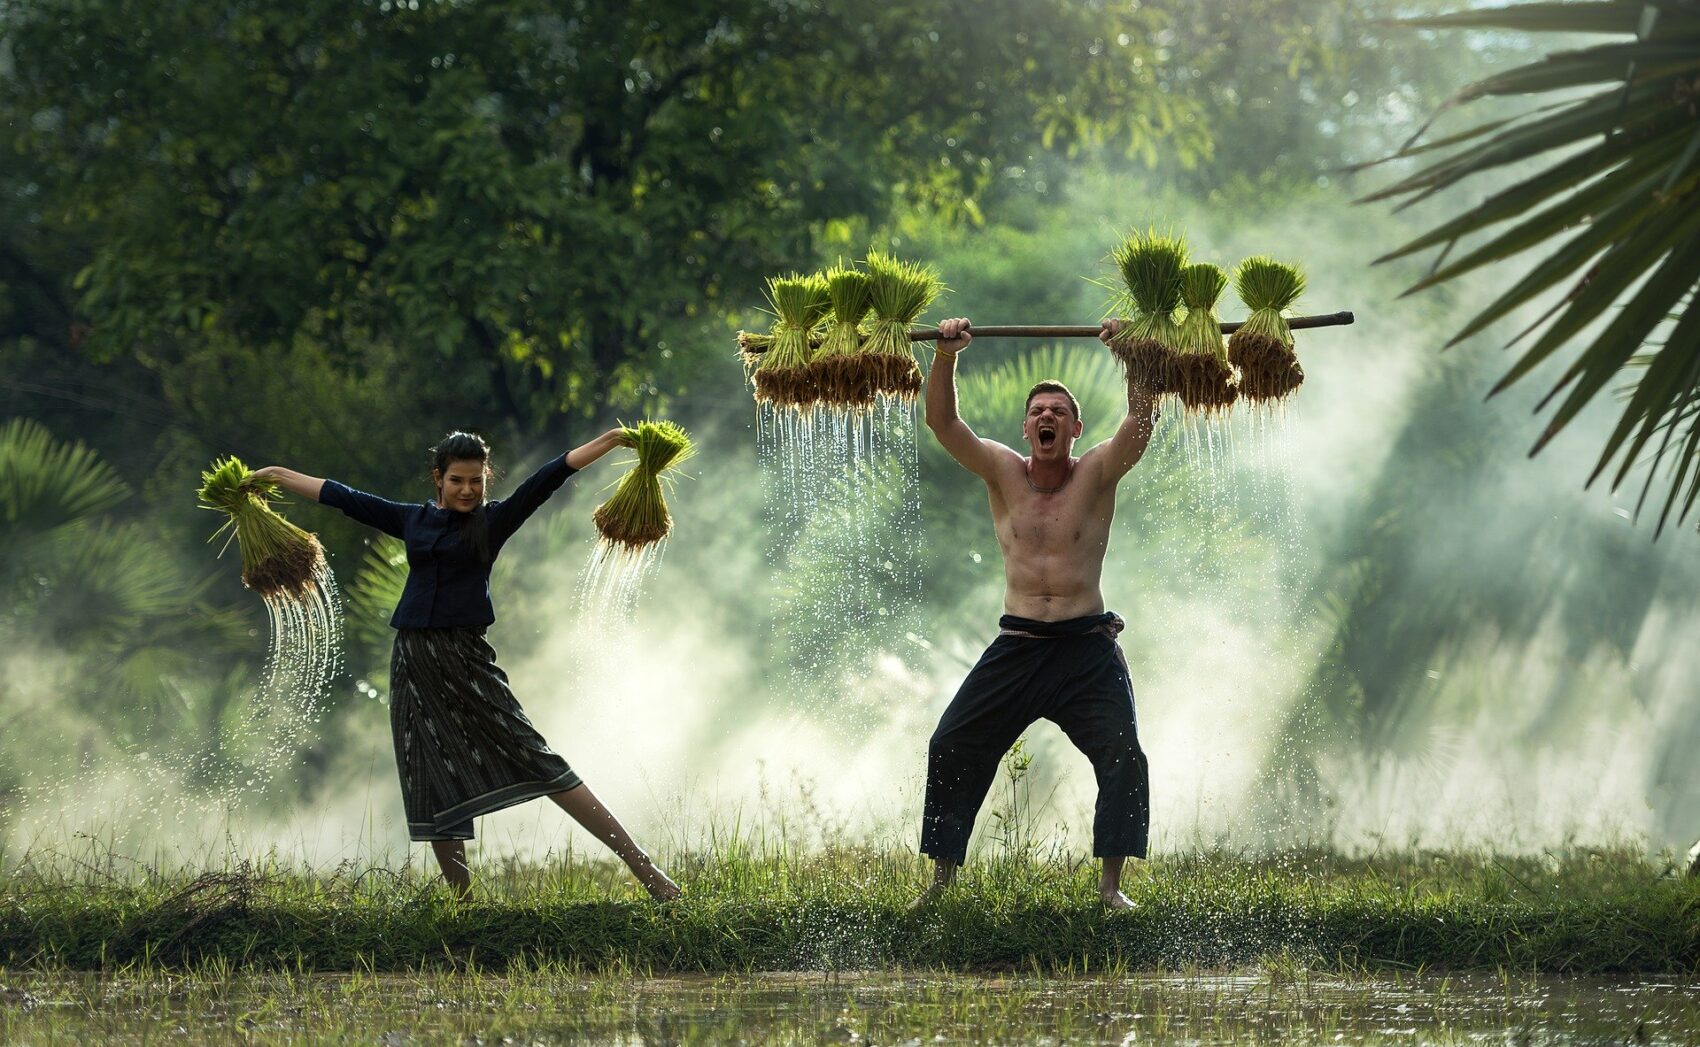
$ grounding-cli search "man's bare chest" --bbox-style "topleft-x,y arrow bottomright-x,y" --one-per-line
996,491 -> 1112,551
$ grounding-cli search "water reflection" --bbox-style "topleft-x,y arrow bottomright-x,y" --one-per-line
2,970 -> 1695,1045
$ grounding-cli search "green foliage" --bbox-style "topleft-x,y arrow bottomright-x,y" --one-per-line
815,265 -> 874,360
0,418 -> 126,535
346,536 -> 409,656
0,419 -> 253,756
1176,262 -> 1229,359
756,274 -> 829,371
1367,0 -> 1700,531
3,0 -> 1218,432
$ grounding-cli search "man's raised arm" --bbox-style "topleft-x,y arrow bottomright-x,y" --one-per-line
1091,318 -> 1160,482
923,317 -> 1011,481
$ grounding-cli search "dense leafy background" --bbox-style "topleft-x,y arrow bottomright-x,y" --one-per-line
3,0 -> 1696,856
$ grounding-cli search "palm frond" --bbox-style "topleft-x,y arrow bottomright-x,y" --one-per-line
0,418 -> 129,536
1374,1 -> 1700,531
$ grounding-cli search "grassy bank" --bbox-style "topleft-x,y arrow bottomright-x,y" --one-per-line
3,846 -> 1695,974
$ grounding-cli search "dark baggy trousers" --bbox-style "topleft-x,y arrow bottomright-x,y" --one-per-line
390,627 -> 582,841
920,611 -> 1149,863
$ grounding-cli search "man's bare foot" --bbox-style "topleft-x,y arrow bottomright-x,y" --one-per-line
633,858 -> 683,901
1101,889 -> 1135,910
908,880 -> 950,913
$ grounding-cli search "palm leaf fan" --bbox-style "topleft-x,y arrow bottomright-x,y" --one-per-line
1362,2 -> 1700,531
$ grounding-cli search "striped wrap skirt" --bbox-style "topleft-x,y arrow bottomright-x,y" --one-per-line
389,627 -> 581,841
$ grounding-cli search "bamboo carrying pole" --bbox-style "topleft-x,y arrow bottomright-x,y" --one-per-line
738,311 -> 1354,353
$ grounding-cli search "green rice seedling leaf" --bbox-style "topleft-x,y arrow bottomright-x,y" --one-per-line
1103,229 -> 1188,393
756,273 -> 829,371
863,250 -> 945,356
1110,228 -> 1187,342
1229,257 -> 1307,406
859,250 -> 944,400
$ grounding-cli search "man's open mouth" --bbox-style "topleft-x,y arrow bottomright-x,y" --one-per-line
1038,426 -> 1056,448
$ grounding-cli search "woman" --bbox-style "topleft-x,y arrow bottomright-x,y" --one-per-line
254,430 -> 680,900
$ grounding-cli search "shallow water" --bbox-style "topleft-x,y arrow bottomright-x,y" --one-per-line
2,969 -> 1694,1045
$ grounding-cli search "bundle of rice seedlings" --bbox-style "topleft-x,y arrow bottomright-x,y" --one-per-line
1229,256 -> 1307,404
860,250 -> 945,401
199,455 -> 343,700
591,420 -> 696,551
1172,262 -> 1239,416
198,456 -> 327,597
752,273 -> 830,408
806,263 -> 878,408
1106,230 -> 1188,392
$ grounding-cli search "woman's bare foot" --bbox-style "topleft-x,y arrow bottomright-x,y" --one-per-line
632,857 -> 683,901
1101,888 -> 1135,910
908,880 -> 951,913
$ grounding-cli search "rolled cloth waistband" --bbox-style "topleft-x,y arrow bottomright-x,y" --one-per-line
998,611 -> 1124,639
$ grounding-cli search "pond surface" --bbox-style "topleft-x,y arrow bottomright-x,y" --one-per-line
2,969 -> 1695,1044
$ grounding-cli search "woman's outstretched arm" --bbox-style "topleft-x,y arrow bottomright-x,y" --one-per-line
565,428 -> 625,470
251,466 -> 326,502
255,465 -> 411,538
489,429 -> 626,544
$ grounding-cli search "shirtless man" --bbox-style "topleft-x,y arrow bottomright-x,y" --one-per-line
916,315 -> 1157,910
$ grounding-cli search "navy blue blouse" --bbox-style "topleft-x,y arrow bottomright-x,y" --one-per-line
319,454 -> 577,629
